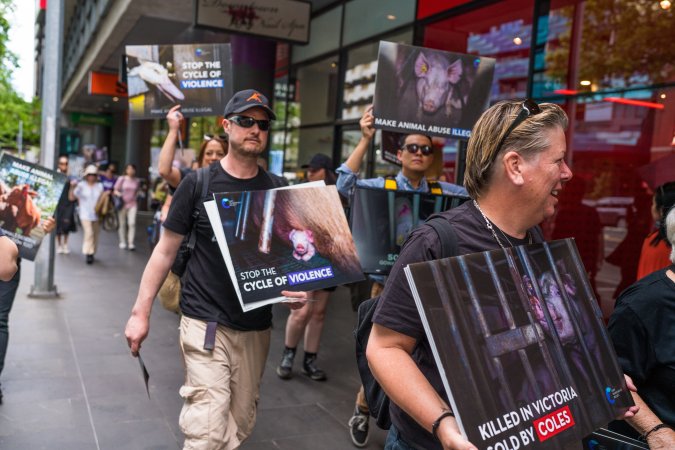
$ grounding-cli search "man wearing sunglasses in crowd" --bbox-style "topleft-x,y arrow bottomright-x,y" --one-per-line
337,104 -> 467,447
125,89 -> 308,449
336,104 -> 468,201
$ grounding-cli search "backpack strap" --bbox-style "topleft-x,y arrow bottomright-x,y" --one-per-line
186,167 -> 210,251
425,215 -> 459,259
262,168 -> 286,188
427,180 -> 442,195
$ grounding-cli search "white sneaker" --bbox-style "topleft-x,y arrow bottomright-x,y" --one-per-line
62,246 -> 70,254
128,244 -> 136,251
56,245 -> 64,254
119,243 -> 127,249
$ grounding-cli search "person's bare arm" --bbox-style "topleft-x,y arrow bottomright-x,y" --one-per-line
344,105 -> 376,174
625,391 -> 675,449
158,105 -> 184,188
124,228 -> 184,356
367,323 -> 477,450
0,236 -> 18,282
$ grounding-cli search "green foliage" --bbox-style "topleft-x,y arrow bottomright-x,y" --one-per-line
545,0 -> 674,88
0,0 -> 41,148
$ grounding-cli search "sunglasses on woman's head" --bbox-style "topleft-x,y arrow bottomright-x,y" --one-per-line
228,115 -> 271,131
204,134 -> 228,141
402,143 -> 433,156
492,99 -> 542,159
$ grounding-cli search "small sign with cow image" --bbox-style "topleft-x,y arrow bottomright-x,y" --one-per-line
204,183 -> 364,311
0,153 -> 67,260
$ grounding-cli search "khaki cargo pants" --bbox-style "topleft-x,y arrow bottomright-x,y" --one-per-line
178,316 -> 271,450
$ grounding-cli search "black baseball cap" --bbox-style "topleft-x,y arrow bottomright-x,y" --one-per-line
223,89 -> 276,120
301,153 -> 333,171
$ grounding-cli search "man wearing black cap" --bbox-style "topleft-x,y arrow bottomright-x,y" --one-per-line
125,89 -> 308,449
302,153 -> 337,184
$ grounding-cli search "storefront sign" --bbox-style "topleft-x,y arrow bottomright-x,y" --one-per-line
70,112 -> 113,127
195,0 -> 311,44
88,71 -> 127,97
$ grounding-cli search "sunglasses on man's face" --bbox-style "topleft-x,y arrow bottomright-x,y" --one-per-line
228,115 -> 271,131
402,143 -> 433,156
204,134 -> 227,141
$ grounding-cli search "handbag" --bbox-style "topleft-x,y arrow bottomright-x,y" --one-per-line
113,194 -> 124,211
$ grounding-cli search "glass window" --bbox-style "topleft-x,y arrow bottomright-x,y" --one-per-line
423,0 -> 535,103
417,0 -> 473,19
297,126 -> 334,171
292,6 -> 342,63
342,29 -> 413,120
534,0 -> 675,98
542,85 -> 674,320
342,0 -> 415,46
293,56 -> 339,126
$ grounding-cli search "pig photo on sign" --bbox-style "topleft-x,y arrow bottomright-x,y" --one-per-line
414,52 -> 463,119
373,42 -> 496,138
289,229 -> 317,261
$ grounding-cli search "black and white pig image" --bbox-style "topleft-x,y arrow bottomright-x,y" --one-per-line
414,52 -> 463,117
289,229 -> 316,261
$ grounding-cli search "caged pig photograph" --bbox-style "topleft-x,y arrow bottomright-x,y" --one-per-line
373,41 -> 495,139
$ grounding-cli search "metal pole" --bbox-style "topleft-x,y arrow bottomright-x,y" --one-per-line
31,0 -> 64,298
16,120 -> 22,157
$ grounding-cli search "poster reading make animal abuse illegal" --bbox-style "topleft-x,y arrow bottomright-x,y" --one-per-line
373,41 -> 495,139
125,43 -> 232,120
405,239 -> 634,450
0,153 -> 67,260
205,183 -> 364,311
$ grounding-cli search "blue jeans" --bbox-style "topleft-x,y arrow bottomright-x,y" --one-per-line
385,424 -> 418,450
0,264 -> 20,377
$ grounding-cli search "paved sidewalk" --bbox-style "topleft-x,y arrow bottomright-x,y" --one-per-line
0,218 -> 386,449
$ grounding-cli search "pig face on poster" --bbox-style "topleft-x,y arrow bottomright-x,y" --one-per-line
414,52 -> 463,118
289,229 -> 316,262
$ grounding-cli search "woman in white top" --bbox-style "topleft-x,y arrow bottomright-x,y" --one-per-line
70,165 -> 104,264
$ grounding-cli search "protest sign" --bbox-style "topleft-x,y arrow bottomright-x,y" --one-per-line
125,43 -> 232,120
350,186 -> 467,274
205,184 -> 363,311
0,153 -> 67,260
405,239 -> 634,450
373,41 -> 495,139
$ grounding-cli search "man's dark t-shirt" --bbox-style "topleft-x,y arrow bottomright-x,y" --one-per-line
608,267 -> 675,438
373,201 -> 542,450
163,162 -> 287,330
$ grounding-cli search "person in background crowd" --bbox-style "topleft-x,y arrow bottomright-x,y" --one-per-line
125,89 -> 307,449
276,153 -> 336,382
99,163 -> 117,193
365,99 -> 639,450
55,156 -> 78,254
608,206 -> 675,449
636,181 -> 675,280
338,105 -> 467,447
158,104 -> 227,190
71,165 -> 104,264
114,164 -> 141,250
0,218 -> 54,404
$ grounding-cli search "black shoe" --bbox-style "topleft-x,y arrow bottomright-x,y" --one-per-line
86,255 -> 94,264
276,347 -> 295,380
302,354 -> 327,381
348,406 -> 369,447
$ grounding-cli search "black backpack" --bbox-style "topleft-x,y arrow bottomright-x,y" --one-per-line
354,214 -> 458,430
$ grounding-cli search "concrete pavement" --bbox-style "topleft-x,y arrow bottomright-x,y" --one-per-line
0,215 -> 386,449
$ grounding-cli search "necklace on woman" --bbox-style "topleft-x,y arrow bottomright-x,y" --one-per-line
473,200 -> 532,249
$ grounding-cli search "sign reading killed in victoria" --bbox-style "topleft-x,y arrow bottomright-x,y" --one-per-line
405,239 -> 635,450
0,153 -> 67,260
125,43 -> 232,120
205,184 -> 363,311
373,41 -> 495,140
